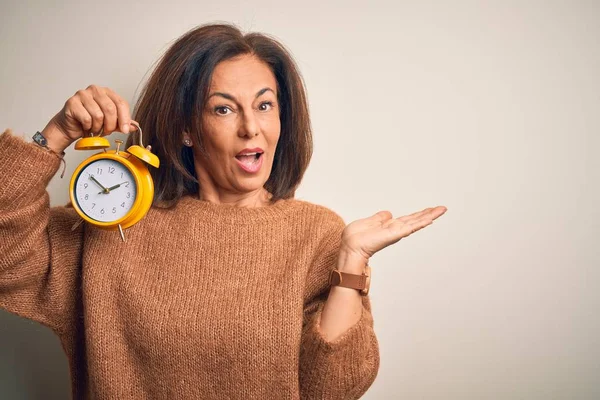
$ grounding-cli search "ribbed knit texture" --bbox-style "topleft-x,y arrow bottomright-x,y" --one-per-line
0,129 -> 380,399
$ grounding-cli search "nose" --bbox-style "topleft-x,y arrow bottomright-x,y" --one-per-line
238,109 -> 260,138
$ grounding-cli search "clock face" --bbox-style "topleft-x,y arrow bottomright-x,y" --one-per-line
74,159 -> 137,222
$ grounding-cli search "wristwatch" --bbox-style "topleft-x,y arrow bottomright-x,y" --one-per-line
32,131 -> 49,148
32,130 -> 65,156
329,265 -> 371,296
31,130 -> 68,178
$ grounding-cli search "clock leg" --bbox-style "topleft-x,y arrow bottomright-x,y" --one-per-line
118,224 -> 126,242
71,218 -> 85,231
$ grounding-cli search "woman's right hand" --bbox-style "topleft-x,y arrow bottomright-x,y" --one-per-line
41,85 -> 133,154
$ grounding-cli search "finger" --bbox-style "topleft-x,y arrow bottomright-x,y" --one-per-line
373,216 -> 431,250
65,96 -> 93,133
105,89 -> 132,133
431,206 -> 448,220
91,88 -> 118,136
388,216 -> 432,238
420,206 -> 446,223
395,207 -> 434,223
397,206 -> 447,224
78,89 -> 104,134
371,210 -> 393,223
411,216 -> 434,233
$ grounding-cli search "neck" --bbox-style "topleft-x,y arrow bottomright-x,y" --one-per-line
197,188 -> 273,208
193,155 -> 274,208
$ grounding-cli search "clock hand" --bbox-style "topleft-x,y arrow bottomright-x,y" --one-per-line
98,182 -> 129,195
89,175 -> 109,193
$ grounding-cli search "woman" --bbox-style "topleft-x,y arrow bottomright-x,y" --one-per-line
0,23 -> 446,399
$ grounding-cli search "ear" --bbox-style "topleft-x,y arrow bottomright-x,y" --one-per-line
182,131 -> 193,147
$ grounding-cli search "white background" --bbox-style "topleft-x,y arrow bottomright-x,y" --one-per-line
1,0 -> 599,398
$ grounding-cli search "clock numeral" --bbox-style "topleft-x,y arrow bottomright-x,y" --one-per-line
121,202 -> 125,207
108,167 -> 115,174
96,168 -> 102,175
84,194 -> 89,200
112,207 -> 116,213
91,203 -> 96,209
127,192 -> 131,198
100,208 -> 105,214
120,172 -> 123,179
84,183 -> 88,189
124,182 -> 129,187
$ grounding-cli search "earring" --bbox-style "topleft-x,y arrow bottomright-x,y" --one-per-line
183,138 -> 192,147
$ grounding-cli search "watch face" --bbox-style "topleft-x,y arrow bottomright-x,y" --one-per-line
73,159 -> 137,222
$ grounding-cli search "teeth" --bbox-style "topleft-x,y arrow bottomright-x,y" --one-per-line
239,152 -> 258,156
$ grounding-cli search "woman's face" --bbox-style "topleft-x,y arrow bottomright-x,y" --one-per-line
192,54 -> 281,200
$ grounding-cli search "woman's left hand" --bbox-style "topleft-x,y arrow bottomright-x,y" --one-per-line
340,206 -> 448,265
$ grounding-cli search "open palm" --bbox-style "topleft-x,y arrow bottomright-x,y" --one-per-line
341,206 -> 447,261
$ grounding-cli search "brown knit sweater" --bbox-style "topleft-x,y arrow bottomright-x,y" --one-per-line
0,129 -> 379,399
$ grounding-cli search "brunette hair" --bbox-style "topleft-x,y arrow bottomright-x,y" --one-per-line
126,22 -> 313,208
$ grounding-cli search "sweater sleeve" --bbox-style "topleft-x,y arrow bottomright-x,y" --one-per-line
299,213 -> 380,399
0,129 -> 84,335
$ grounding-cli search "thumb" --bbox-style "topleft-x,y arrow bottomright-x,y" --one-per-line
371,210 -> 393,222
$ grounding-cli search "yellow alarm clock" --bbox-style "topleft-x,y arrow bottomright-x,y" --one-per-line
69,121 -> 159,241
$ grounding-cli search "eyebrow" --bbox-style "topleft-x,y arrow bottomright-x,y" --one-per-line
207,87 -> 275,102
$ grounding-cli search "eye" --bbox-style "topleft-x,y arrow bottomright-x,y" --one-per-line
258,101 -> 274,111
214,106 -> 232,116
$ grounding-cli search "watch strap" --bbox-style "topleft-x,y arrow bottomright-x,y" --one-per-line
329,265 -> 371,295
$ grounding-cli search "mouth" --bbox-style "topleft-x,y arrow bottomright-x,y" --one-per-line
234,152 -> 264,173
234,152 -> 263,162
